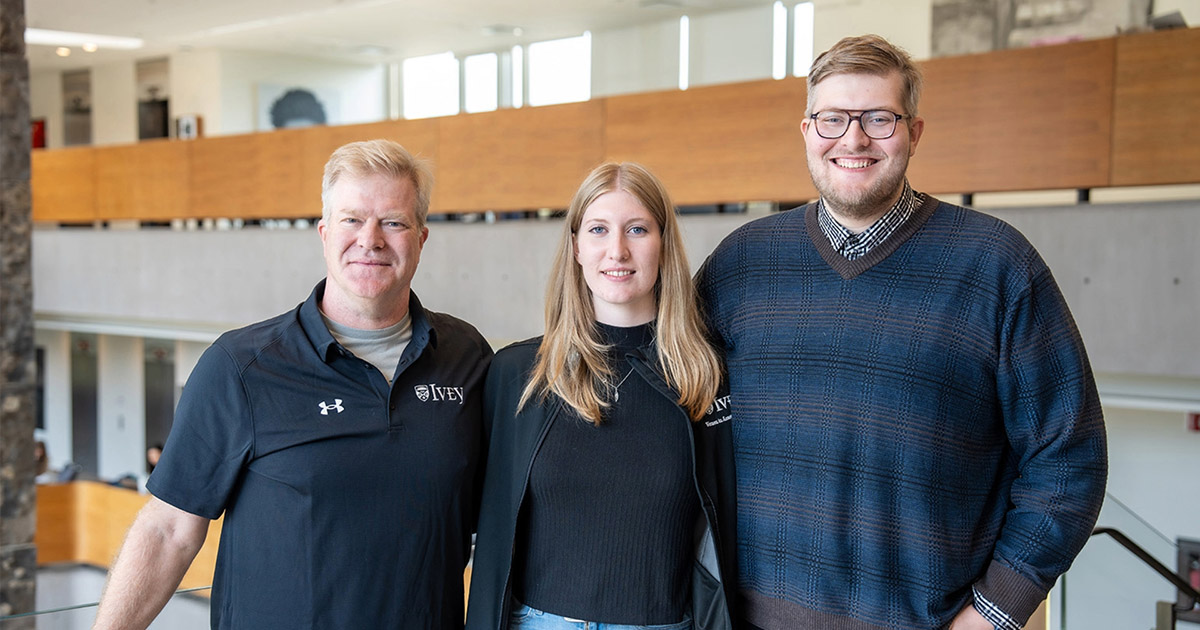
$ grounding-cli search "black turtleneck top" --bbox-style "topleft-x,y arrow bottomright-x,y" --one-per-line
514,321 -> 700,624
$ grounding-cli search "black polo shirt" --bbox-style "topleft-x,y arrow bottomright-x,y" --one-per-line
148,280 -> 493,630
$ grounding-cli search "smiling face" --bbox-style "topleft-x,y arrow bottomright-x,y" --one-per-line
802,71 -> 924,229
573,190 -> 662,327
318,172 -> 428,328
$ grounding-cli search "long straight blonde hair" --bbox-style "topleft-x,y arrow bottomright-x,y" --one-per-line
518,162 -> 722,424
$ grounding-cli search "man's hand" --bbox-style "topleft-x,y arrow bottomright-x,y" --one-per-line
948,603 -> 995,630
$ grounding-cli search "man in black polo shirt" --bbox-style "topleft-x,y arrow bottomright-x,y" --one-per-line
93,140 -> 493,630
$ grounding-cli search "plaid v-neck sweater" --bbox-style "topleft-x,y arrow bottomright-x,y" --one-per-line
696,196 -> 1107,630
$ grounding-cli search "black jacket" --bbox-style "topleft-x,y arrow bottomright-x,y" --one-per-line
465,337 -> 738,630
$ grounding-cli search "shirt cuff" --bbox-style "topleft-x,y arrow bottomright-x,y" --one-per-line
973,586 -> 1022,630
973,558 -> 1048,628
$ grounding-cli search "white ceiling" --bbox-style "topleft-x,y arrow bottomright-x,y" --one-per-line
24,0 -> 773,72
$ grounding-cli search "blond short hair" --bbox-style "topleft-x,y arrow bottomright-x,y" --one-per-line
807,34 -> 923,118
321,139 -> 433,227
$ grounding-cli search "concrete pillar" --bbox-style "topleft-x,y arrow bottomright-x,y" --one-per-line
0,0 -> 37,624
174,339 -> 209,410
97,335 -> 146,481
34,329 -> 72,470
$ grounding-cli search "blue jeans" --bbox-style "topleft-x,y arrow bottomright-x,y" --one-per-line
509,602 -> 693,630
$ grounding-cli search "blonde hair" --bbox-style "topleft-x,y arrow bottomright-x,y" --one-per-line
321,139 -> 434,228
519,162 -> 722,424
806,34 -> 924,118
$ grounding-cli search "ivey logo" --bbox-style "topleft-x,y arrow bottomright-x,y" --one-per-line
318,399 -> 344,415
413,383 -> 465,405
704,394 -> 732,427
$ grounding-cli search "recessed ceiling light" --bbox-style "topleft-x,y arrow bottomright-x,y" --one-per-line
55,47 -> 70,57
26,28 -> 144,50
483,24 -> 524,37
82,43 -> 98,53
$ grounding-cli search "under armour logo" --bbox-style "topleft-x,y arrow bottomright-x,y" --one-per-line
318,399 -> 344,415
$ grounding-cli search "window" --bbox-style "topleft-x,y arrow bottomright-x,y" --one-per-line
464,53 -> 499,113
511,46 -> 524,108
527,32 -> 591,107
794,2 -> 815,77
772,2 -> 814,78
679,17 -> 690,90
402,52 -> 459,119
773,2 -> 788,80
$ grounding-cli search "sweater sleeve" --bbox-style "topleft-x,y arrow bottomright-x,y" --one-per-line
979,248 -> 1108,626
695,246 -> 734,351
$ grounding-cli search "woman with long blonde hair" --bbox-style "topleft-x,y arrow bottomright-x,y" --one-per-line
467,163 -> 737,630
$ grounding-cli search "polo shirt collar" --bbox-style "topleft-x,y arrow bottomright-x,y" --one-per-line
300,279 -> 438,363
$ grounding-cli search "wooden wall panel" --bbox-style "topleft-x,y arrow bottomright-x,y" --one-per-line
34,483 -> 77,564
181,519 -> 222,591
299,119 -> 440,216
74,482 -> 109,567
27,29 -> 1200,222
94,146 -> 138,221
95,141 -> 191,221
31,147 -> 96,223
605,78 -> 813,206
34,482 -> 221,596
189,130 -> 310,219
1111,28 -> 1200,186
436,102 -> 604,212
912,38 -> 1114,194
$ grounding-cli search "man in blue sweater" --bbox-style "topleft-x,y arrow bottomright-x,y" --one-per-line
696,35 -> 1107,630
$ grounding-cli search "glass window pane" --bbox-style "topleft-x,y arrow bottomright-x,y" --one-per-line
773,2 -> 787,80
403,52 -> 459,119
464,53 -> 499,113
528,32 -> 591,107
679,16 -> 689,90
793,2 -> 815,77
512,45 -> 524,108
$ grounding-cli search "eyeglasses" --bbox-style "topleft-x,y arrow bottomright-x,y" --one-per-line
808,110 -> 908,140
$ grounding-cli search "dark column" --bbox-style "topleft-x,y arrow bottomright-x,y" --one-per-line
0,0 -> 37,626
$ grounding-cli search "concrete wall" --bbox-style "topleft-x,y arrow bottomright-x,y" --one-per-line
95,335 -> 146,480
167,49 -> 223,136
35,329 -> 72,471
89,61 -> 137,146
987,201 -> 1200,378
30,71 -> 64,149
1158,0 -> 1200,23
813,0 -> 933,60
689,4 -> 775,87
592,18 -> 681,98
216,50 -> 386,135
29,198 -> 1200,377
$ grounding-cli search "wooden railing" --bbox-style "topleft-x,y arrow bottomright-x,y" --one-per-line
31,27 -> 1200,223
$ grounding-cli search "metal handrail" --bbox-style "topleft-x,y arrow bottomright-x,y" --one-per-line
1092,527 -> 1200,613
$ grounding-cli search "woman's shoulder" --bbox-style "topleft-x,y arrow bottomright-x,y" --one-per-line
488,336 -> 543,377
495,336 -> 542,359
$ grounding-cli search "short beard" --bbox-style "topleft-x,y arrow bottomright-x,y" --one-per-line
809,156 -> 909,224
